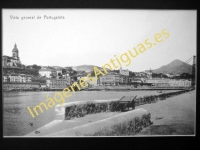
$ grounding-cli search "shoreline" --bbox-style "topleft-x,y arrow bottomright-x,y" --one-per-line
3,85 -> 193,92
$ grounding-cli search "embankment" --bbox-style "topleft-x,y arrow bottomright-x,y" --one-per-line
47,108 -> 151,136
55,89 -> 192,120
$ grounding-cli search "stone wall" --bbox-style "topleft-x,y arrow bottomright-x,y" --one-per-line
55,89 -> 193,120
49,108 -> 151,136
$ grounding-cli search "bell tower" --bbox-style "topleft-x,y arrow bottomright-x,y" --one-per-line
12,43 -> 20,60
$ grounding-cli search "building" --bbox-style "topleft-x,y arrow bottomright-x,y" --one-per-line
55,68 -> 62,77
165,73 -> 174,78
19,74 -> 26,82
135,72 -> 147,78
75,71 -> 98,87
3,73 -> 32,83
25,75 -> 32,82
3,82 -> 40,90
99,72 -> 120,85
119,75 -> 129,85
19,74 -> 32,82
119,67 -> 129,76
145,69 -> 153,79
39,67 -> 54,78
78,76 -> 98,87
9,73 -> 21,82
32,77 -> 48,85
3,74 -> 9,82
145,79 -> 191,87
3,44 -> 22,68
46,79 -> 70,89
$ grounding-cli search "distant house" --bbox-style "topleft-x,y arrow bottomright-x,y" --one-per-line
165,73 -> 174,78
32,76 -> 48,85
19,74 -> 26,82
135,72 -> 147,77
55,68 -> 63,78
39,67 -> 54,78
3,74 -> 9,82
46,79 -> 69,89
26,75 -> 32,82
119,67 -> 129,76
145,69 -> 153,79
99,72 -> 120,85
3,73 -> 32,82
9,73 -> 21,82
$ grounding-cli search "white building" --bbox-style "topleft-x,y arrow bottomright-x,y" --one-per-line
3,73 -> 32,82
55,68 -> 63,78
119,67 -> 129,76
39,68 -> 54,78
145,79 -> 191,87
145,69 -> 153,79
165,73 -> 174,78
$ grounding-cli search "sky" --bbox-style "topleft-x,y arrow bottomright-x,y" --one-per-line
2,9 -> 196,72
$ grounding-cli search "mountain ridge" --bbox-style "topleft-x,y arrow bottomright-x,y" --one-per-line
152,59 -> 192,74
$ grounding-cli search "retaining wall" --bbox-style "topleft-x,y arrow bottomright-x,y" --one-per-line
55,89 -> 193,120
50,108 -> 151,136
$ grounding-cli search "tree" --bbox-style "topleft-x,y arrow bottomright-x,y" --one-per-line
180,73 -> 192,79
70,70 -> 77,76
62,69 -> 66,75
50,72 -> 57,78
32,64 -> 41,70
162,75 -> 168,78
129,71 -> 135,77
58,73 -> 62,79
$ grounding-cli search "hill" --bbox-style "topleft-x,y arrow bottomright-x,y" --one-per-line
72,65 -> 108,72
153,59 -> 192,75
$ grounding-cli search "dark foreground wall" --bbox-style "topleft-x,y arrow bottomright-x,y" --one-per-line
55,89 -> 193,120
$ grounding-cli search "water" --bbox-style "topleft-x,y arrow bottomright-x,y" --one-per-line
3,90 -> 176,136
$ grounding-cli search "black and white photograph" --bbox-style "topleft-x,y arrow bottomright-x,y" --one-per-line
2,9 -> 196,137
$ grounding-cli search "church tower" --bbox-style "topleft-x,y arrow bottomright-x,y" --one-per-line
12,43 -> 20,60
119,66 -> 122,73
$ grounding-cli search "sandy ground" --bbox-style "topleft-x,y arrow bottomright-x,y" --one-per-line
26,90 -> 195,136
135,90 -> 196,136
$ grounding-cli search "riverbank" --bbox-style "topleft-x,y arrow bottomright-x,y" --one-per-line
3,85 -> 193,92
135,89 -> 195,135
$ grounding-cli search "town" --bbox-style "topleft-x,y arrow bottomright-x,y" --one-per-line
3,44 -> 195,91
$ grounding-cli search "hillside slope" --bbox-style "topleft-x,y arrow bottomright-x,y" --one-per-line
153,59 -> 192,74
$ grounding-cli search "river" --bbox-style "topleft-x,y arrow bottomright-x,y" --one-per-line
3,90 -> 176,136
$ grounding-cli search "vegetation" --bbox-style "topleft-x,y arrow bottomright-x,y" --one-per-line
3,64 -> 42,77
86,114 -> 151,136
63,89 -> 191,120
